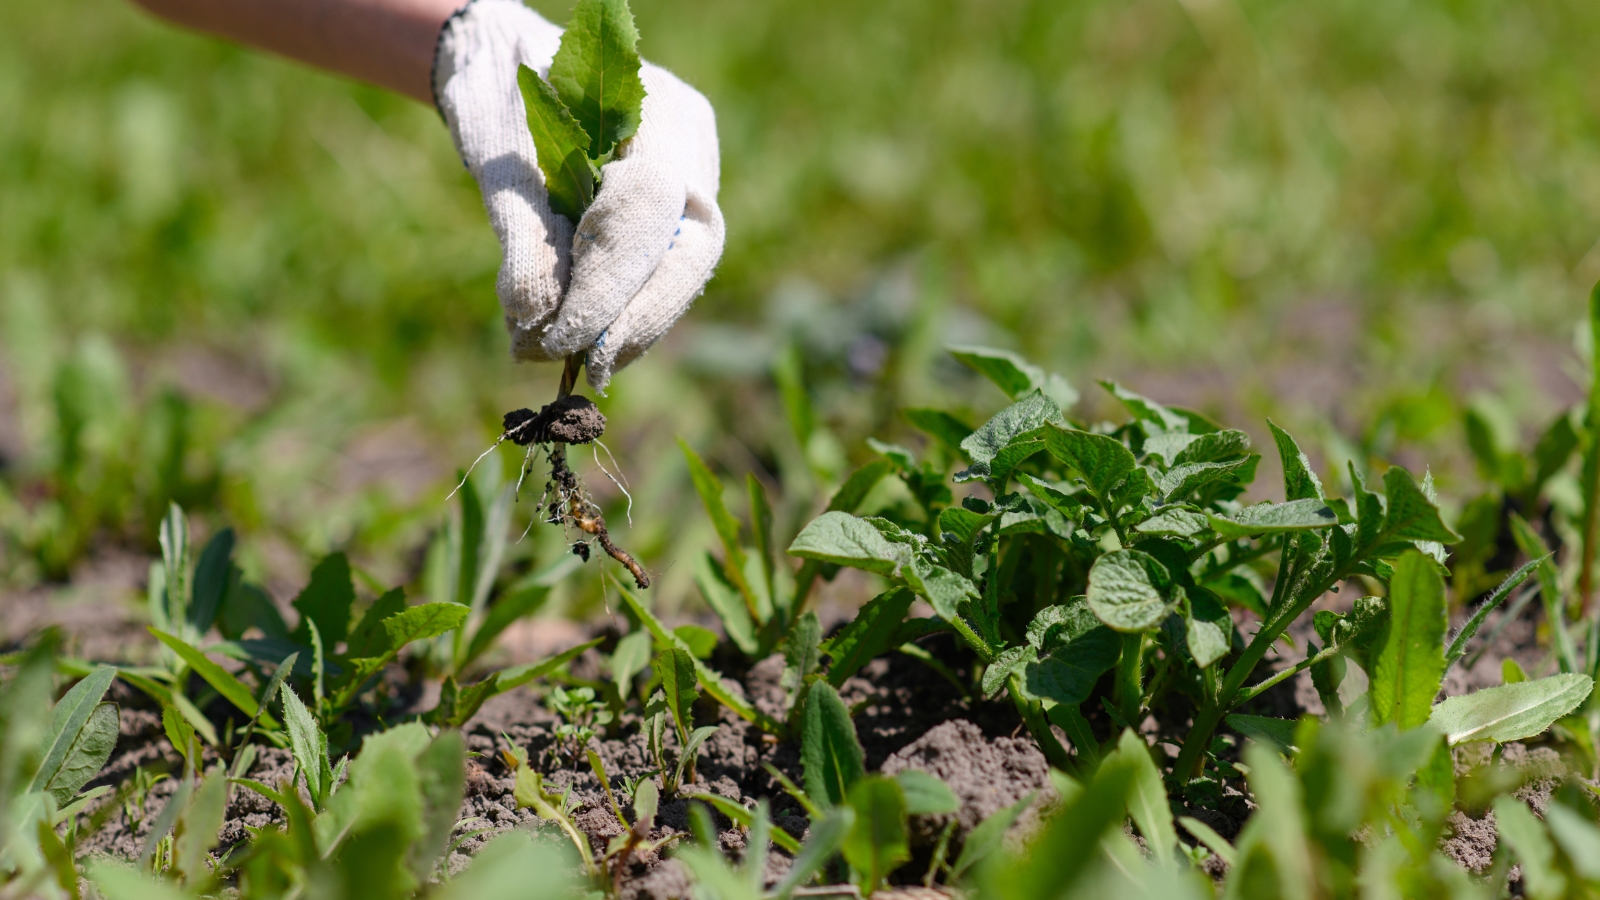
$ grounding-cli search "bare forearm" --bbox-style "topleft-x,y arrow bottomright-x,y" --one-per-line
130,0 -> 463,103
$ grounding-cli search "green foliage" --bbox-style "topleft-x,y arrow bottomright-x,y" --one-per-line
840,776 -> 909,896
801,682 -> 864,810
516,0 -> 645,223
1369,550 -> 1448,730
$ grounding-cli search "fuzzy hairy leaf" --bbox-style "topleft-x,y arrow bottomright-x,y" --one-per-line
546,0 -> 644,158
802,682 -> 864,809
983,646 -> 1035,698
956,392 -> 1059,486
1185,614 -> 1230,668
1430,673 -> 1593,745
1086,549 -> 1180,633
1136,506 -> 1210,537
1157,458 -> 1254,502
517,66 -> 595,223
1380,467 -> 1462,545
902,560 -> 979,622
1370,550 -> 1448,729
382,602 -> 470,651
280,686 -> 327,800
1174,429 -> 1252,465
1044,426 -> 1138,498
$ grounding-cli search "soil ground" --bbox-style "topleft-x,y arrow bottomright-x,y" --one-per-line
24,578 -> 1577,898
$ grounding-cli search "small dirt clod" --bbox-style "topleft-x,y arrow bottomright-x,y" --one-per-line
504,396 -> 607,446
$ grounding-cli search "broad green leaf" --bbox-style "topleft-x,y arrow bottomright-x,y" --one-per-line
902,560 -> 979,622
1226,714 -> 1297,756
902,408 -> 973,459
1086,550 -> 1180,633
1109,729 -> 1177,866
148,629 -> 259,719
788,511 -> 910,575
673,623 -> 719,658
824,589 -> 914,688
1142,431 -> 1200,465
163,705 -> 196,765
842,775 -> 910,894
346,588 -> 407,660
983,645 -> 1035,699
693,552 -> 757,656
1529,410 -> 1580,499
802,682 -> 864,809
280,686 -> 327,801
1020,605 -> 1120,706
950,791 -> 1034,880
937,505 -> 994,577
1185,614 -> 1229,668
892,769 -> 958,815
1174,428 -> 1252,465
1208,499 -> 1338,539
431,832 -> 581,900
217,580 -> 289,642
827,458 -> 896,514
1544,803 -> 1600,883
1101,381 -> 1188,433
1268,421 -> 1323,501
189,527 -> 234,635
30,666 -> 116,799
961,392 -> 1061,465
383,602 -> 470,650
1044,426 -> 1138,498
1380,467 -> 1462,544
1370,550 -> 1447,729
291,553 -> 355,647
657,648 -> 700,742
1230,745 -> 1314,900
411,730 -> 466,881
1157,458 -> 1254,502
1494,796 -> 1565,900
949,344 -> 1045,399
981,755 -> 1136,899
1314,595 -> 1388,673
680,440 -> 759,617
955,427 -> 1048,489
546,0 -> 644,158
38,702 -> 118,806
1025,598 -> 1105,652
517,66 -> 595,222
783,611 -> 823,692
1135,506 -> 1210,537
1429,673 -> 1593,745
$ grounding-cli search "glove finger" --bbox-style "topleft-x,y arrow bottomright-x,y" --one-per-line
435,1 -> 570,359
537,67 -> 711,360
585,186 -> 726,391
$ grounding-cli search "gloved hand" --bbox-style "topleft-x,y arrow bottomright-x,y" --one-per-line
432,0 -> 724,391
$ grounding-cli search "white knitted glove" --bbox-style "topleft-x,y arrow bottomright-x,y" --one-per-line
432,0 -> 724,391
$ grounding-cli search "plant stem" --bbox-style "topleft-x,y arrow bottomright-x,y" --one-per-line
1115,632 -> 1143,725
1233,643 -> 1340,706
1007,673 -> 1072,772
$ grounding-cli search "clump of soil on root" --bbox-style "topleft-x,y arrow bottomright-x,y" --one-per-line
500,396 -> 650,589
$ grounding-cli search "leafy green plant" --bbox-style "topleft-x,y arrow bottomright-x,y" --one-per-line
546,685 -> 614,760
516,0 -> 645,223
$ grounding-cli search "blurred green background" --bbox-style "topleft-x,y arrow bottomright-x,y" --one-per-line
4,0 -> 1600,620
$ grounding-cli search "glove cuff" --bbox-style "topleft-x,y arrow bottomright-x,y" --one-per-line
429,0 -> 477,119
431,0 -> 562,122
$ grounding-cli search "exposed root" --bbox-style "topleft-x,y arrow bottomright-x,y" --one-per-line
481,377 -> 650,589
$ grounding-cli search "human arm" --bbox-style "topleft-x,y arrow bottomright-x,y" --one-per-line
129,0 -> 459,102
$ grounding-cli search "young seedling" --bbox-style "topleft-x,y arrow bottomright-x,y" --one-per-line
476,0 -> 651,589
547,685 -> 613,761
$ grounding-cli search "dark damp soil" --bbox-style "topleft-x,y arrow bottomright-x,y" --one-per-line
505,395 -> 607,446
53,585 -> 1584,898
